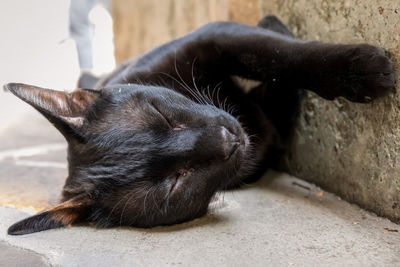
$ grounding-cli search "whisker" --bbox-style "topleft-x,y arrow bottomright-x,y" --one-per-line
216,87 -> 221,108
191,58 -> 213,105
222,97 -> 228,112
155,71 -> 203,103
106,190 -> 134,224
119,190 -> 138,226
190,57 -> 205,105
172,52 -> 210,105
173,51 -> 194,95
152,183 -> 165,215
142,186 -> 154,219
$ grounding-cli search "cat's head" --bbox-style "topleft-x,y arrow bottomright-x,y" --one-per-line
5,83 -> 249,235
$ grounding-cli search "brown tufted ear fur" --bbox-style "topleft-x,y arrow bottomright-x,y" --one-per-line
7,195 -> 92,235
4,83 -> 99,139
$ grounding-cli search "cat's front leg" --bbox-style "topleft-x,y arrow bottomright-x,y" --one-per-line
202,22 -> 395,103
297,42 -> 395,103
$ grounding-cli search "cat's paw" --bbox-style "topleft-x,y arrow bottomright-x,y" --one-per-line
338,44 -> 395,103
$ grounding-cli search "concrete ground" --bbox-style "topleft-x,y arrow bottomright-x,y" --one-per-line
0,114 -> 399,267
0,0 -> 399,266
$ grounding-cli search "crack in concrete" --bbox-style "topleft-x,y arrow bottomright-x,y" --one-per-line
14,159 -> 67,169
0,143 -> 66,161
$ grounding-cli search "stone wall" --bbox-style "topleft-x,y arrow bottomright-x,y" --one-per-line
112,0 -> 400,222
261,0 -> 400,224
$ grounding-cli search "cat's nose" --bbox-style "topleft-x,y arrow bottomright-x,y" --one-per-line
220,126 -> 240,160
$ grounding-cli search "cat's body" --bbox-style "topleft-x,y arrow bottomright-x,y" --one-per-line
6,16 -> 394,235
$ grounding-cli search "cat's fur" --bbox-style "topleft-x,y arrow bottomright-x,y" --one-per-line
6,16 -> 395,235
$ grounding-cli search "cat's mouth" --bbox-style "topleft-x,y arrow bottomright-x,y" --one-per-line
230,133 -> 249,158
227,142 -> 240,159
221,126 -> 249,160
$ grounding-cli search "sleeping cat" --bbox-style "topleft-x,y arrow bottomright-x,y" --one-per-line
6,15 -> 394,235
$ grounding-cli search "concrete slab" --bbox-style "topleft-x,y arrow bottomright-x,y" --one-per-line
1,172 -> 400,266
0,241 -> 48,267
0,113 -> 66,211
0,113 -> 399,265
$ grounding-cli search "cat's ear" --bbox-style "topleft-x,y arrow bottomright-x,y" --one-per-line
7,195 -> 92,235
4,83 -> 100,138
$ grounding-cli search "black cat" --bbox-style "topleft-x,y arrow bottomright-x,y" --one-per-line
5,15 -> 394,235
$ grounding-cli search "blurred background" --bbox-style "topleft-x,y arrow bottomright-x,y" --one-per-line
0,0 -> 114,131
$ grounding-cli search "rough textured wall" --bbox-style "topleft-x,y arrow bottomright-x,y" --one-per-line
260,0 -> 400,223
112,0 -> 400,222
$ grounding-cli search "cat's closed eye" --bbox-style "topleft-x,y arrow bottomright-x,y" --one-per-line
170,169 -> 193,193
151,103 -> 185,131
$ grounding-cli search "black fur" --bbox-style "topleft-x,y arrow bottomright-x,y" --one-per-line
5,15 -> 395,235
